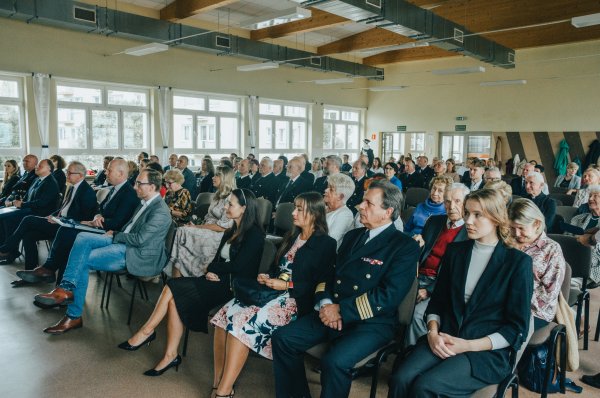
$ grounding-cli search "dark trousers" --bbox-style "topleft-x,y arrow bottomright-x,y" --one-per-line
0,215 -> 60,269
388,341 -> 487,398
42,226 -> 82,283
0,208 -> 32,246
272,311 -> 394,398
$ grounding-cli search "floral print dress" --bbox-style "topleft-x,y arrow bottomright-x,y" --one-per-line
210,237 -> 306,359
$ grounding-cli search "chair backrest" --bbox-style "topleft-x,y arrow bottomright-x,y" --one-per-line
194,203 -> 210,221
195,192 -> 213,206
259,239 -> 277,274
553,199 -> 564,207
397,278 -> 419,329
511,194 -> 521,202
548,234 -> 591,279
96,187 -> 110,204
561,262 -> 572,302
549,193 -> 574,207
274,202 -> 295,235
165,221 -> 177,254
255,198 -> 273,231
401,206 -> 416,224
405,187 -> 429,208
549,214 -> 564,234
555,206 -> 577,224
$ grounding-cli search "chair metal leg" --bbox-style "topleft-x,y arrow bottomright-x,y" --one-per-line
511,375 -> 519,398
100,272 -> 109,308
595,308 -> 600,342
141,282 -> 149,301
105,273 -> 116,309
182,328 -> 190,357
128,280 -> 138,325
116,274 -> 122,288
584,294 -> 590,350
559,331 -> 567,393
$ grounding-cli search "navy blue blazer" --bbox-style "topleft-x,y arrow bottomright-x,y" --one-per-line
275,175 -> 313,206
316,225 -> 420,326
52,169 -> 66,196
21,175 -> 60,216
313,175 -> 328,196
252,173 -> 279,206
55,181 -> 98,222
426,240 -> 533,384
98,182 -> 139,231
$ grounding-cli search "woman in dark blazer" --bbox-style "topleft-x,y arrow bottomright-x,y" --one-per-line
118,188 -> 265,377
50,155 -> 67,196
210,192 -> 337,398
389,188 -> 534,398
1,159 -> 20,199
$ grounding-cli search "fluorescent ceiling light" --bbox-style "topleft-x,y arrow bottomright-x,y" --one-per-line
431,66 -> 486,75
314,78 -> 355,85
237,62 -> 280,72
357,42 -> 429,57
124,42 -> 169,56
241,7 -> 311,30
480,79 -> 527,87
572,13 -> 600,28
369,85 -> 407,92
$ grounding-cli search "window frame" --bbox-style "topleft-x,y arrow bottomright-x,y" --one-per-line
322,105 -> 363,156
0,73 -> 27,179
258,98 -> 309,156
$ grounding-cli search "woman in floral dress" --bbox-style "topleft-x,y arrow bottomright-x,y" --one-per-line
168,165 -> 235,277
210,192 -> 337,398
163,169 -> 193,226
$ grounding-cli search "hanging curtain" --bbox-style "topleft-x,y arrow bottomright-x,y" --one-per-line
493,136 -> 502,173
33,73 -> 51,158
157,87 -> 172,163
247,96 -> 258,151
553,139 -> 570,177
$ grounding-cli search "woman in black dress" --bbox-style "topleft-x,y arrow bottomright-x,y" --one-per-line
1,159 -> 20,198
118,188 -> 265,376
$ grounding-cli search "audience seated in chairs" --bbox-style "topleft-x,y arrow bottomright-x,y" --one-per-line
388,189 -> 534,398
465,158 -> 486,192
555,162 -> 581,191
252,157 -> 279,207
314,155 -> 342,196
0,161 -> 97,269
0,158 -> 60,245
406,183 -> 470,346
353,175 -> 405,232
196,157 -> 216,195
572,167 -> 600,208
384,162 -> 402,190
92,156 -> 114,188
511,162 -> 535,197
484,180 -> 513,205
525,171 -> 556,231
567,184 -> 600,285
176,155 -> 197,198
346,160 -> 368,214
272,179 -> 419,398
444,158 -> 460,183
50,154 -> 67,196
211,192 -> 337,398
399,158 -> 424,193
0,154 -> 38,207
15,158 -> 138,287
235,159 -> 252,190
323,173 -> 355,249
404,176 -> 452,236
34,168 -> 172,335
167,166 -> 234,278
163,153 -> 177,173
163,169 -> 193,226
274,157 -> 312,209
119,188 -> 265,377
0,159 -> 21,202
509,198 -> 566,330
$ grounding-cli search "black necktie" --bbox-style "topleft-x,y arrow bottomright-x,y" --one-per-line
353,230 -> 370,253
58,186 -> 74,215
102,187 -> 116,209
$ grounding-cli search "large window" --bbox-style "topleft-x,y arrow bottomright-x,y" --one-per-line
323,107 -> 361,156
172,91 -> 240,167
0,74 -> 25,177
440,132 -> 492,163
258,100 -> 307,157
56,81 -> 149,170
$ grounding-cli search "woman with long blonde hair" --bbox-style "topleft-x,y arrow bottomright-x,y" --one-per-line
389,189 -> 533,397
168,166 -> 236,277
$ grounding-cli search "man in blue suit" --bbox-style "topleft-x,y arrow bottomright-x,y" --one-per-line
16,158 -> 138,287
272,179 -> 420,398
0,161 -> 97,270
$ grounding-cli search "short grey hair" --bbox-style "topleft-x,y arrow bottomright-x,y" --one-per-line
449,183 -> 470,198
67,161 -> 86,176
508,198 -> 546,234
485,167 -> 501,176
368,179 -> 403,221
327,155 -> 342,171
327,173 -> 355,204
526,171 -> 545,185
260,157 -> 273,168
587,184 -> 600,194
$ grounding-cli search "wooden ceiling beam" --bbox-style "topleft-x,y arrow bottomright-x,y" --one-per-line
250,8 -> 349,41
317,28 -> 412,55
160,0 -> 237,22
363,46 -> 458,66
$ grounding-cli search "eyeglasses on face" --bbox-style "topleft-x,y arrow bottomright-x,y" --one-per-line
134,181 -> 152,187
66,171 -> 82,176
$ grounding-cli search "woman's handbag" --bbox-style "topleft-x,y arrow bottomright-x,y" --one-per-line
232,278 -> 283,307
518,344 -> 561,394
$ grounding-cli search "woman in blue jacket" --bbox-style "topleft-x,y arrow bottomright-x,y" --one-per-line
404,176 -> 452,236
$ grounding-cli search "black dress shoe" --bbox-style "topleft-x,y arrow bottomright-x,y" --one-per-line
11,280 -> 32,288
581,372 -> 600,388
118,331 -> 156,351
143,355 -> 182,376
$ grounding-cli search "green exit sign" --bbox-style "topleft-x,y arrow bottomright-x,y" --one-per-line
455,125 -> 467,131
396,125 -> 406,132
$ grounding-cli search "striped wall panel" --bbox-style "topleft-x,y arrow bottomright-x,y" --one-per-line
493,132 -> 600,187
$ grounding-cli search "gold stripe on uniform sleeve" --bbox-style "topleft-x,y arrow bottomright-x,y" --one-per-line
355,293 -> 374,320
315,282 -> 326,293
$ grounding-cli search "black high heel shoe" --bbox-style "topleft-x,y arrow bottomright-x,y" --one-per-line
117,331 -> 156,351
143,355 -> 182,377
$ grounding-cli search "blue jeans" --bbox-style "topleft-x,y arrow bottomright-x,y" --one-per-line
60,232 -> 126,318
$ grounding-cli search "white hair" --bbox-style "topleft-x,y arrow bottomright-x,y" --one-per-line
449,183 -> 470,197
588,184 -> 600,194
260,157 -> 273,168
527,171 -> 545,185
328,173 -> 355,204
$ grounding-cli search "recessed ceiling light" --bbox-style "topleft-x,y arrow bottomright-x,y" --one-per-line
480,79 -> 527,86
237,62 -> 280,72
432,66 -> 486,75
314,78 -> 355,85
124,43 -> 169,56
572,13 -> 600,28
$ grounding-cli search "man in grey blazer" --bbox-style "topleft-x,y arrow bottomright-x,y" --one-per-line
35,168 -> 172,335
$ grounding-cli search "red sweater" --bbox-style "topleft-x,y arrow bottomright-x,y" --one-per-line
419,225 -> 463,277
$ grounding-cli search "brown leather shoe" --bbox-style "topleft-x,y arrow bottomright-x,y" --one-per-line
34,288 -> 74,306
43,316 -> 82,335
17,267 -> 56,283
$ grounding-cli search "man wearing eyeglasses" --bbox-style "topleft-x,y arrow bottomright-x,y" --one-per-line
35,168 -> 172,335
483,167 -> 502,184
0,161 -> 97,270
15,158 -> 138,288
